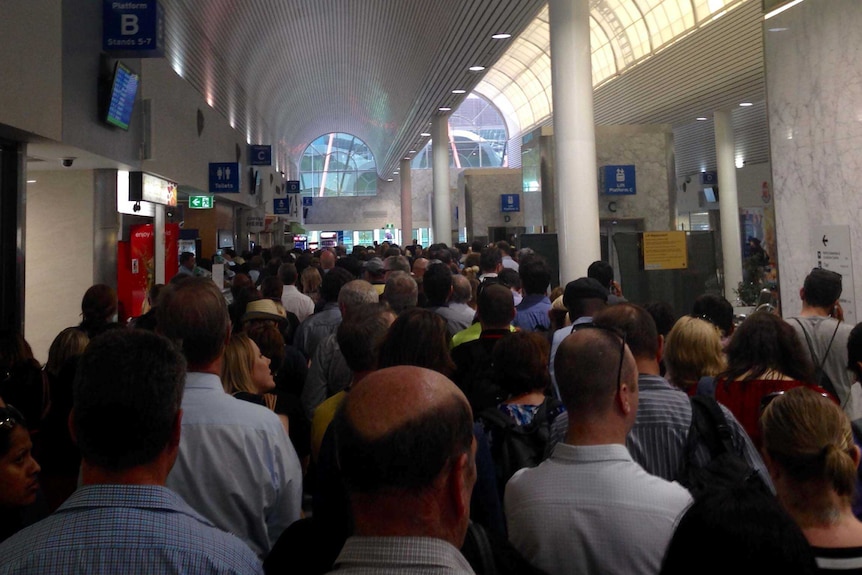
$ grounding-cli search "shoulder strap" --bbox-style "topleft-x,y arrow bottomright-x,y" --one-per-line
689,395 -> 735,458
793,318 -> 825,369
823,319 -> 842,360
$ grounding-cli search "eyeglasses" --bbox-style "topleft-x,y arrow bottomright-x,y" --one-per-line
571,323 -> 628,395
0,405 -> 24,431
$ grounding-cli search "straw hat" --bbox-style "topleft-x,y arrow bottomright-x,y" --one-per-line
242,298 -> 287,324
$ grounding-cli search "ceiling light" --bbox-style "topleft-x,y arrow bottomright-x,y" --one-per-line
26,180 -> 36,184
408,150 -> 416,153
492,33 -> 511,39
439,106 -> 452,111
696,117 -> 708,121
468,66 -> 485,72
420,132 -> 431,137
764,0 -> 806,20
387,178 -> 393,182
404,157 -> 410,160
393,171 -> 399,175
452,89 -> 466,94
739,102 -> 753,107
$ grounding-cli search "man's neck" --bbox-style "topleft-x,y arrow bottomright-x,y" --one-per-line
81,461 -> 168,487
634,357 -> 660,376
188,357 -> 223,376
799,303 -> 832,318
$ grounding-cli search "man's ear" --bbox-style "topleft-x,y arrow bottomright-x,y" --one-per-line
68,409 -> 77,446
170,409 -> 183,450
799,287 -> 806,302
656,334 -> 665,364
616,382 -> 633,416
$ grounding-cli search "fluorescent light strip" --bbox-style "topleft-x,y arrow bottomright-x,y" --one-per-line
764,0 -> 806,20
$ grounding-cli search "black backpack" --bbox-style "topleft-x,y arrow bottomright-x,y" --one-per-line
793,318 -> 841,401
478,397 -> 565,496
679,395 -> 770,499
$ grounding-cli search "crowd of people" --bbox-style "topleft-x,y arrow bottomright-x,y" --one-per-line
1,239 -> 862,574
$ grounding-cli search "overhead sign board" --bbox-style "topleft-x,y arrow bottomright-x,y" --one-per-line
249,145 -> 272,166
188,195 -> 214,209
286,180 -> 300,193
602,165 -> 637,195
700,171 -> 718,185
273,198 -> 290,215
129,171 -> 177,206
209,162 -> 240,193
102,0 -> 165,56
302,196 -> 313,207
501,194 -> 520,212
642,231 -> 688,270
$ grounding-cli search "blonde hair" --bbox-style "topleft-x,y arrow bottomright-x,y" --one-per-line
762,387 -> 857,512
221,332 -> 257,395
301,266 -> 322,294
664,316 -> 726,389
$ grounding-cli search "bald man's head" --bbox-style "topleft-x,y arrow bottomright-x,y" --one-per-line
334,366 -> 473,493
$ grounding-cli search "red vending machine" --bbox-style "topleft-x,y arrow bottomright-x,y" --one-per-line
117,223 -> 180,321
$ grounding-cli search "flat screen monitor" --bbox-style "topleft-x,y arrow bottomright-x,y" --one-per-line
105,62 -> 139,130
703,187 -> 718,203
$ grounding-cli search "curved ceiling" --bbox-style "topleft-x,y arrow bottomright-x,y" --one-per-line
159,0 -> 544,177
476,0 -> 753,139
157,0 -> 764,180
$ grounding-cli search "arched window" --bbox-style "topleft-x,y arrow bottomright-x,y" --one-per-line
412,94 -> 508,169
300,133 -> 377,197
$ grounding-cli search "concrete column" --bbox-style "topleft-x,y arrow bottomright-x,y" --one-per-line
714,109 -> 743,300
154,204 -> 166,284
93,169 -> 120,288
399,158 -> 413,246
431,115 -> 451,245
549,0 -> 601,284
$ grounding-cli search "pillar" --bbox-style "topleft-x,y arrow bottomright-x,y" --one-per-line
549,0 -> 601,284
714,109 -> 743,300
431,115 -> 451,245
400,158 -> 413,245
154,204 -> 166,284
93,169 -> 120,288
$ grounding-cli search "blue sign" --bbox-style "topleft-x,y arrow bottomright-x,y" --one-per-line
700,171 -> 718,185
302,196 -> 313,207
249,145 -> 272,166
273,198 -> 290,215
286,180 -> 300,193
603,165 -> 637,195
102,0 -> 164,56
209,162 -> 240,193
501,194 -> 520,212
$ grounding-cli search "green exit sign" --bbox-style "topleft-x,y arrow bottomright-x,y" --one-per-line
189,195 -> 214,209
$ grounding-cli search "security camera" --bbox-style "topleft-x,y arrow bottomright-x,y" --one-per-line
62,158 -> 75,167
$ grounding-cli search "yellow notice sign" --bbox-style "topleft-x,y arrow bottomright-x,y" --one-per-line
643,231 -> 688,270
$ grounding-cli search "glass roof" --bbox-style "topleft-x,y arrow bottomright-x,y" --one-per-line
476,0 -> 745,139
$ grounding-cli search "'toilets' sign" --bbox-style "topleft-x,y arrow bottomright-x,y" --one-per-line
209,162 -> 241,193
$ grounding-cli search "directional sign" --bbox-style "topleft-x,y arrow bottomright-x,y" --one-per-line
603,165 -> 636,195
501,194 -> 520,212
273,198 -> 290,215
249,145 -> 272,166
814,225 -> 856,324
188,195 -> 214,209
102,0 -> 164,56
302,196 -> 313,207
286,180 -> 300,193
209,162 -> 240,193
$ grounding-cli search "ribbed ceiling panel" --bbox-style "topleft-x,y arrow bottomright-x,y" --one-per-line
674,101 -> 770,178
158,0 -> 544,177
593,0 -> 764,127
